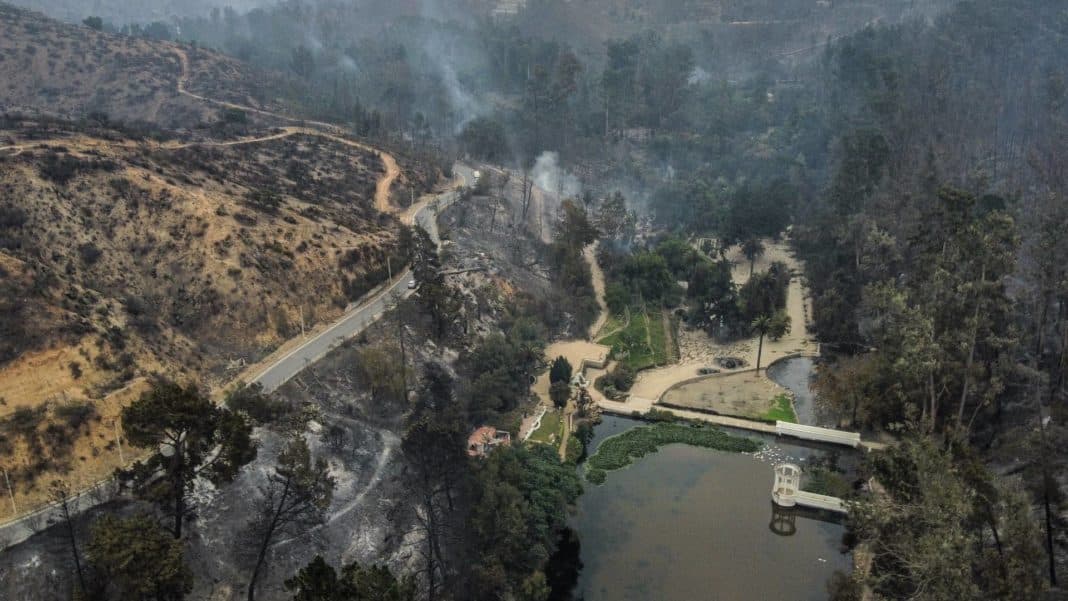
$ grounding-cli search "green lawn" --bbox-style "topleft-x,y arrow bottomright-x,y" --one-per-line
760,393 -> 797,423
597,311 -> 628,339
585,422 -> 762,484
598,306 -> 671,372
528,409 -> 564,445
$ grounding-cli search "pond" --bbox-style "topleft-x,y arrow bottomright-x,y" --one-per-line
569,414 -> 854,601
766,356 -> 830,427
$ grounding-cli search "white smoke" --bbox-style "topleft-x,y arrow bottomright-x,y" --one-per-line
439,61 -> 485,131
688,66 -> 712,85
338,54 -> 359,74
532,151 -> 581,200
417,0 -> 488,132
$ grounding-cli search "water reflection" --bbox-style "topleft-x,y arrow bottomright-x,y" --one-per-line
769,502 -> 798,536
570,417 -> 852,601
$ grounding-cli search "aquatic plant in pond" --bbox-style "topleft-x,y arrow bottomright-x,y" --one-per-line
584,422 -> 762,483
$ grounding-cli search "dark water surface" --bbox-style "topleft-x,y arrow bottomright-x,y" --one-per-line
766,356 -> 826,427
571,415 -> 852,601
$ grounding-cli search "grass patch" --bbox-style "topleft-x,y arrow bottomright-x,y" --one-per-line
760,393 -> 797,423
528,409 -> 564,445
598,306 -> 671,372
584,422 -> 762,484
597,311 -> 628,339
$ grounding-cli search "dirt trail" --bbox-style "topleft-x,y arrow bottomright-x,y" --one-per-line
173,46 -> 401,213
0,44 -> 411,530
585,242 -> 609,340
528,185 -> 554,244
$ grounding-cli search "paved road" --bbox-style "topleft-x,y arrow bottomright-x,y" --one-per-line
251,164 -> 474,393
0,164 -> 473,551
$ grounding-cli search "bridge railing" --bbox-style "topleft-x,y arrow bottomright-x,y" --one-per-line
775,421 -> 862,448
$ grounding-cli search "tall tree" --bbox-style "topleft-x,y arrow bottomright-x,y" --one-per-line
284,555 -> 416,601
411,226 -> 462,340
850,436 -> 1046,600
741,237 -> 765,278
399,365 -> 467,599
548,356 -> 573,385
119,381 -> 256,539
247,437 -> 336,601
87,514 -> 192,601
751,315 -> 772,371
47,480 -> 86,597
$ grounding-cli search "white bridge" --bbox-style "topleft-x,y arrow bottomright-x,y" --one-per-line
772,463 -> 847,514
775,421 -> 862,448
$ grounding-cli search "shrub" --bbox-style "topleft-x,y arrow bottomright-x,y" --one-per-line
6,406 -> 45,437
54,399 -> 97,433
768,309 -> 791,341
604,282 -> 629,316
226,383 -> 289,425
245,189 -> 282,214
78,242 -> 103,265
597,363 -> 635,393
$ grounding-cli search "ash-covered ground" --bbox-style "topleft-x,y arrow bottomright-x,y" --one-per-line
0,166 -> 567,601
184,331 -> 419,601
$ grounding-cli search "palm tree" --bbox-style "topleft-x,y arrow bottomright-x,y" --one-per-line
741,237 -> 765,277
751,315 -> 772,371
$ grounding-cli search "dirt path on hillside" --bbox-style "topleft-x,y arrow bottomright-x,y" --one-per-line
528,185 -> 553,244
586,242 -> 609,339
0,45 -> 412,529
173,46 -> 401,213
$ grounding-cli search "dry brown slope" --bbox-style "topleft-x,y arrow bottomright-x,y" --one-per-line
0,3 -> 206,125
0,122 -> 405,516
0,3 -> 303,129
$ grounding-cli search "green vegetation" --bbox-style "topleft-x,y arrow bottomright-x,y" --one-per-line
285,555 -> 416,601
852,436 -> 1047,600
563,433 -> 584,464
585,423 -> 761,484
461,319 -> 545,421
465,444 -> 582,600
598,307 -> 671,372
548,356 -> 573,385
528,410 -> 564,445
596,310 -> 628,339
760,394 -> 797,423
87,514 -> 192,600
118,381 -> 256,540
801,467 -> 851,499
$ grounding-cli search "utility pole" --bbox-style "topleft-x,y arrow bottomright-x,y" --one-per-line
114,417 -> 124,464
3,469 -> 15,515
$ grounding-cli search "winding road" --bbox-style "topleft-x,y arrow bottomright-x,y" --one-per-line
251,164 -> 475,393
0,44 -> 471,548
